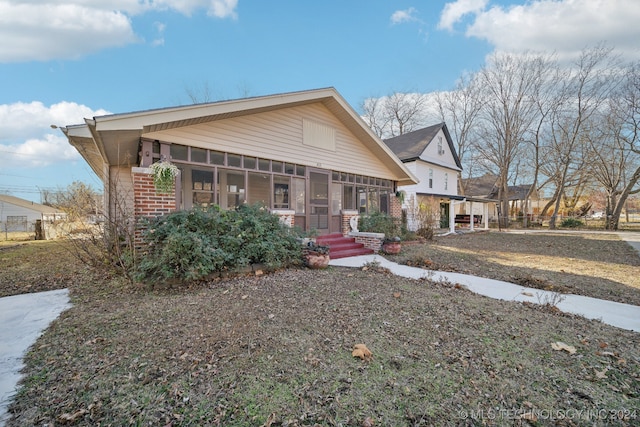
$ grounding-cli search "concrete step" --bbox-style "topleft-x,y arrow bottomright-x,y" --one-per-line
316,233 -> 373,259
329,247 -> 374,259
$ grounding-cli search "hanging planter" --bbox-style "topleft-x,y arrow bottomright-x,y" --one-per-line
149,160 -> 179,194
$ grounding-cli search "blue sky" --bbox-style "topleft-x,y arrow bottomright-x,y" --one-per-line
1,0 -> 639,202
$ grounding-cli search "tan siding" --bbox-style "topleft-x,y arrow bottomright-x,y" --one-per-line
143,103 -> 397,180
109,166 -> 135,220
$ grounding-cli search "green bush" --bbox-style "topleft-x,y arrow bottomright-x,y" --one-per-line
359,211 -> 401,239
136,205 -> 302,282
560,218 -> 583,228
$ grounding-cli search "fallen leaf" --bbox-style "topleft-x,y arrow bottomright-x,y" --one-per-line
594,367 -> 608,379
393,292 -> 401,298
551,341 -> 576,354
599,342 -> 608,349
362,416 -> 375,427
520,412 -> 537,421
58,409 -> 87,422
260,412 -> 277,427
241,294 -> 248,300
352,343 -> 373,360
522,292 -> 534,297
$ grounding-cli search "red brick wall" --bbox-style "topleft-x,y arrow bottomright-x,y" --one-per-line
352,233 -> 383,253
132,167 -> 176,244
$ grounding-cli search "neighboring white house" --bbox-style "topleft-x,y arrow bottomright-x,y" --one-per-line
0,194 -> 66,236
383,123 -> 489,232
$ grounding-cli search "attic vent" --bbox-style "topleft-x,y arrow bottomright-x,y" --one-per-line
303,119 -> 336,151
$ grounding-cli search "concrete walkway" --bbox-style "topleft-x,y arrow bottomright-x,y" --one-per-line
0,289 -> 71,426
330,231 -> 640,333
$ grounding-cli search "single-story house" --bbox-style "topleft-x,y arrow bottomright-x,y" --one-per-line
0,194 -> 66,235
462,173 -> 540,220
61,88 -> 417,237
383,123 -> 490,232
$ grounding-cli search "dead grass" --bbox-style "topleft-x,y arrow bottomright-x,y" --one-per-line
393,230 -> 640,306
2,234 -> 640,426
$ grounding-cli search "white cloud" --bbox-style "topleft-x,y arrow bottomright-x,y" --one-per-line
152,21 -> 167,47
0,0 -> 239,62
0,101 -> 110,168
208,0 -> 238,19
391,7 -> 419,24
438,0 -> 487,31
442,0 -> 640,61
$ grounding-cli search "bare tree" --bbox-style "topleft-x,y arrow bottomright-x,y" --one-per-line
433,72 -> 483,194
474,51 -> 552,227
588,61 -> 640,229
545,45 -> 620,229
361,91 -> 430,138
361,96 -> 391,138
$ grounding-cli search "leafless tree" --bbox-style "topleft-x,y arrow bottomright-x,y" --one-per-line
433,72 -> 483,194
474,51 -> 553,227
544,45 -> 620,229
361,91 -> 431,138
588,61 -> 640,229
361,96 -> 392,138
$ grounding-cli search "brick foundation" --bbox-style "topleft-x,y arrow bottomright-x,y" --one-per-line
272,209 -> 295,228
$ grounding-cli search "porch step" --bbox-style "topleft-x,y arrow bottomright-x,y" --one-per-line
316,233 -> 374,259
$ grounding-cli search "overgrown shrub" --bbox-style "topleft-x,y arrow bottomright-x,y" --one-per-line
359,211 -> 401,239
136,205 -> 302,282
560,218 -> 583,228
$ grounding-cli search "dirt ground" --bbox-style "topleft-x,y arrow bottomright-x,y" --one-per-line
2,233 -> 639,426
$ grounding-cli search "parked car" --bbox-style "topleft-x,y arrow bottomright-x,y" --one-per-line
590,211 -> 604,219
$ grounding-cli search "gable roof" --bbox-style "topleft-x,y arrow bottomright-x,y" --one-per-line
62,87 -> 417,186
462,173 -> 538,200
0,194 -> 64,214
382,123 -> 462,170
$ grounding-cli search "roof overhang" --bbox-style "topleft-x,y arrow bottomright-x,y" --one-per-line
62,88 -> 417,186
416,193 -> 499,203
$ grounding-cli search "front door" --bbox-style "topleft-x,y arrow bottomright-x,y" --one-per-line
308,169 -> 330,234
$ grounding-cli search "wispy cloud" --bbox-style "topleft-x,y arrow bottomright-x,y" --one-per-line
0,0 -> 239,63
152,21 -> 166,47
391,7 -> 419,25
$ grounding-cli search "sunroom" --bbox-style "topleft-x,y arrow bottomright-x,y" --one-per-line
63,88 -> 417,235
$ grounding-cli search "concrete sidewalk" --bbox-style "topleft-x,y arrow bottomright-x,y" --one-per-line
330,254 -> 640,332
0,289 -> 71,426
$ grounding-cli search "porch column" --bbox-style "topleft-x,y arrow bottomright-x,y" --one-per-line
483,203 -> 489,230
449,201 -> 456,233
469,201 -> 475,231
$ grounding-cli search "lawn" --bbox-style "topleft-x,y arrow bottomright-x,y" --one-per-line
2,232 -> 639,426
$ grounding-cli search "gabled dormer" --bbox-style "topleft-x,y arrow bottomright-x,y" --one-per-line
383,123 -> 462,171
